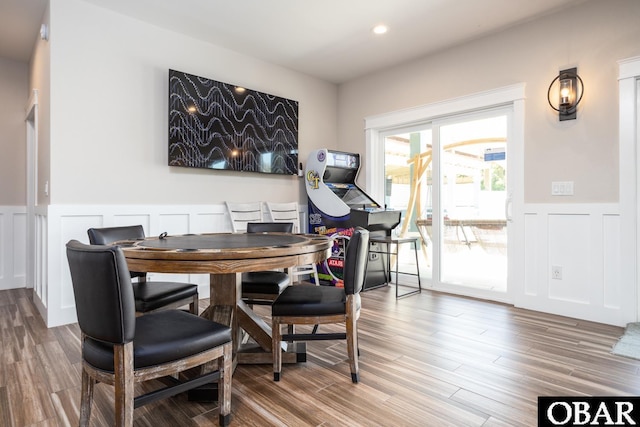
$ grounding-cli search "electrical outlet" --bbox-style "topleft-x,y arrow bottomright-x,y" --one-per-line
551,266 -> 562,280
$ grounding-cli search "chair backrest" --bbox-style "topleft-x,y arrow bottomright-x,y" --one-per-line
266,202 -> 300,233
343,227 -> 370,295
66,240 -> 136,344
246,222 -> 294,233
225,202 -> 263,233
87,225 -> 146,245
87,225 -> 147,279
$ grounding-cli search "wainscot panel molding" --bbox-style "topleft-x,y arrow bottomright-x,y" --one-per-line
0,206 -> 27,290
34,203 -> 308,327
518,203 -> 633,327
16,202 -> 630,327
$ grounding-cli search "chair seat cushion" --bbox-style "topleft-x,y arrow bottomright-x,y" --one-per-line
132,281 -> 198,312
83,310 -> 231,372
272,285 -> 353,316
241,271 -> 290,295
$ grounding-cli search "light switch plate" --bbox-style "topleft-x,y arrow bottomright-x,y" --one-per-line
551,181 -> 574,196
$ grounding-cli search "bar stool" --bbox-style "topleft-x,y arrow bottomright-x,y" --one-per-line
369,235 -> 422,298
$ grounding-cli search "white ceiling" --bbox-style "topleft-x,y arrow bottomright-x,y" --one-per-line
0,0 -> 586,83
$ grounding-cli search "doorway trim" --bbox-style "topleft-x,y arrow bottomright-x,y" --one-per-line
364,84 -> 525,303
25,89 -> 38,291
619,56 -> 640,321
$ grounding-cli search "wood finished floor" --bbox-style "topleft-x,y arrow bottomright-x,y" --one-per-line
1,286 -> 639,426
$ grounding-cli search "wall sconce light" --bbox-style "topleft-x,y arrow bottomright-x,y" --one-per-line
547,67 -> 584,121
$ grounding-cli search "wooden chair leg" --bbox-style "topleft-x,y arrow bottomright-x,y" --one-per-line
311,263 -> 320,285
190,294 -> 199,315
272,317 -> 282,381
218,342 -> 233,426
114,343 -> 134,426
79,367 -> 94,426
346,312 -> 359,383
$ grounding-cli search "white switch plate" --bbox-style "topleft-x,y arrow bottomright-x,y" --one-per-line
564,181 -> 574,195
551,181 -> 574,196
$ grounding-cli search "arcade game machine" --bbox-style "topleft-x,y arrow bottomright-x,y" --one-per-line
305,148 -> 401,290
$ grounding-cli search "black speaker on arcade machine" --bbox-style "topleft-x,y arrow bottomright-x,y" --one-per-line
305,149 -> 401,290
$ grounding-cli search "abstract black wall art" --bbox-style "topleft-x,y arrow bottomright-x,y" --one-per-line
169,69 -> 299,175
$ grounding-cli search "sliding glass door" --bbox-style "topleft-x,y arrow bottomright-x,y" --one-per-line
438,113 -> 508,291
382,108 -> 512,299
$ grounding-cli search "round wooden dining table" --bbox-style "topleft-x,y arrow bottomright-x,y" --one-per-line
120,232 -> 332,365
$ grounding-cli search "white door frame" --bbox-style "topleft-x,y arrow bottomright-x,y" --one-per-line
364,84 -> 525,303
25,89 -> 38,290
619,56 -> 640,321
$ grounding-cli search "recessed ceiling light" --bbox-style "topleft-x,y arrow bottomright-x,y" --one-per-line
372,24 -> 388,35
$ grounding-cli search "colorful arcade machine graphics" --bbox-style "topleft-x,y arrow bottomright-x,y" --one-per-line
308,219 -> 353,287
305,149 -> 401,289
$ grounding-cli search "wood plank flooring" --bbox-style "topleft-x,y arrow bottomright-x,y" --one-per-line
1,286 -> 639,426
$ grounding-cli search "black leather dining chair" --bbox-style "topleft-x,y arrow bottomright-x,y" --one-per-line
87,225 -> 199,314
66,240 -> 233,426
241,222 -> 294,305
271,227 -> 369,383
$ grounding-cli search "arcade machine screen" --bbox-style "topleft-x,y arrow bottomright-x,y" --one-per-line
326,184 -> 379,208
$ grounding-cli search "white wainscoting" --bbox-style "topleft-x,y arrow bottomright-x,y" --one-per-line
35,203 -> 308,327
0,206 -> 27,290
518,203 -> 633,327
8,202 -> 633,327
32,208 -> 48,322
